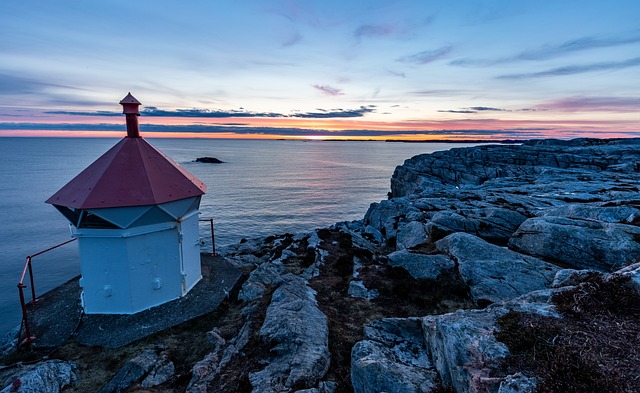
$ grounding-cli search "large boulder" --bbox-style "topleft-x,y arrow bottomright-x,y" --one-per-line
422,308 -> 509,393
238,262 -> 286,302
249,275 -> 330,392
436,233 -> 559,305
430,208 -> 527,246
509,216 -> 640,271
387,250 -> 455,280
396,221 -> 428,250
422,289 -> 562,393
364,198 -> 417,241
101,349 -> 174,393
351,318 -> 438,393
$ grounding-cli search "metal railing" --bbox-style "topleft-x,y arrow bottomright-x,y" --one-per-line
199,218 -> 217,256
17,238 -> 78,345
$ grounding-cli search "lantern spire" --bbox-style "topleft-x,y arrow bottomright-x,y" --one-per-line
119,93 -> 141,138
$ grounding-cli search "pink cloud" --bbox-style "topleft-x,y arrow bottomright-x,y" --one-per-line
536,96 -> 640,112
312,84 -> 344,96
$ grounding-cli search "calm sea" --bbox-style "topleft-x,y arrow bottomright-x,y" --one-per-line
0,138 -> 475,336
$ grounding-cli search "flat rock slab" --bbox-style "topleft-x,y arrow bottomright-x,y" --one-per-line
26,255 -> 241,349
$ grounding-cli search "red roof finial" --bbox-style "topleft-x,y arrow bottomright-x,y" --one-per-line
119,93 -> 141,138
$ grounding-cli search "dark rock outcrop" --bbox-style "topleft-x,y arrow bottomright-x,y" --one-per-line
195,157 -> 224,163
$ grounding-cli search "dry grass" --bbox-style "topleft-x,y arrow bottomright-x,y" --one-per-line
496,275 -> 640,393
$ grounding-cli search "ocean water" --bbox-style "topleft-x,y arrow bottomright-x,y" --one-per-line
0,137 -> 475,336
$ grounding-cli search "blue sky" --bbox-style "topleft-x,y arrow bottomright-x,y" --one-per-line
1,0 -> 639,139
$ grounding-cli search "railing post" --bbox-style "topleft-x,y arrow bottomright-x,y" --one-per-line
17,283 -> 35,345
209,219 -> 217,256
27,257 -> 36,302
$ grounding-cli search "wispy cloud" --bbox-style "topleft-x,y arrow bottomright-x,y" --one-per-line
498,57 -> 640,79
397,45 -> 452,65
438,109 -> 476,114
291,106 -> 375,118
468,106 -> 506,111
451,31 -> 640,66
409,89 -> 474,97
536,96 -> 640,112
515,33 -> 640,61
312,84 -> 344,96
439,106 -> 507,114
353,24 -> 395,40
282,31 -> 302,47
387,70 -> 406,78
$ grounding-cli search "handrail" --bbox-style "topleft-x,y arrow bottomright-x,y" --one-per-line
17,238 -> 78,345
198,218 -> 217,256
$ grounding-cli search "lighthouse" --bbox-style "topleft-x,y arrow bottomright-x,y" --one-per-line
46,93 -> 207,314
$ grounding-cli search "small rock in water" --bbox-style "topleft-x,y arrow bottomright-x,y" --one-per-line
195,157 -> 224,163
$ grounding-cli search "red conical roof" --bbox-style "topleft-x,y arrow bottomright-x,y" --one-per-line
46,137 -> 206,209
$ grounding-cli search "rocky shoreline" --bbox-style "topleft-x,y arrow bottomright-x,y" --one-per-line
2,138 -> 639,392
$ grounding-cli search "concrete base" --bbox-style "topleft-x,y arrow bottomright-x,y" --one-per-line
25,254 -> 241,349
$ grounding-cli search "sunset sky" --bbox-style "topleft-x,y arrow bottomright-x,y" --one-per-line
1,0 -> 639,140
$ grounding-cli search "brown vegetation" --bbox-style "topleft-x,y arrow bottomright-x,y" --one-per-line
496,275 -> 640,393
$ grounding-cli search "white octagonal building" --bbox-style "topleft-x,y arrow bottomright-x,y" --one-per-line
46,93 -> 207,314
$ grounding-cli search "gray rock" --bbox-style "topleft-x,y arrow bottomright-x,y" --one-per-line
249,275 -> 330,392
0,325 -> 19,360
351,318 -> 438,393
436,233 -> 559,305
348,280 -> 379,299
422,308 -> 509,393
188,305 -> 259,392
423,291 -> 560,393
509,216 -> 640,271
396,220 -> 428,250
610,262 -> 640,294
364,198 -> 417,241
141,354 -> 175,387
238,262 -> 286,302
364,225 -> 384,244
225,253 -> 263,269
430,208 -> 527,245
387,250 -> 455,280
498,372 -> 537,393
187,352 -> 221,393
551,269 -> 600,288
295,381 -> 336,393
334,221 -> 378,253
540,204 -> 640,224
101,349 -> 174,393
1,360 -> 78,393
